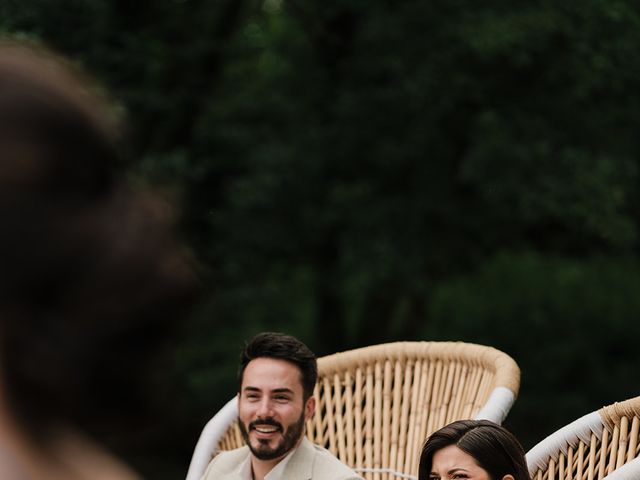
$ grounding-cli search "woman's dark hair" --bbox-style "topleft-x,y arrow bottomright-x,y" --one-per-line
238,332 -> 317,400
0,42 -> 198,445
418,420 -> 529,480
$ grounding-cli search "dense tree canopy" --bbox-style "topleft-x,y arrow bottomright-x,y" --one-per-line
3,1 -> 640,477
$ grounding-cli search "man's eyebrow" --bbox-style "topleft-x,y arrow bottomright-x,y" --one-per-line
272,388 -> 294,394
242,387 -> 295,394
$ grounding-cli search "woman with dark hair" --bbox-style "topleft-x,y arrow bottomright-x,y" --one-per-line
0,42 -> 197,479
418,420 -> 529,480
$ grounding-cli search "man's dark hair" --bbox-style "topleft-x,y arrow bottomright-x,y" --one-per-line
418,420 -> 529,480
238,332 -> 318,400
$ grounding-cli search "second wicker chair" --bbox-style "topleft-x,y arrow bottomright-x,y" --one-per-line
527,395 -> 640,480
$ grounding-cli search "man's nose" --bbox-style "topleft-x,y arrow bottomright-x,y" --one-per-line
256,398 -> 274,417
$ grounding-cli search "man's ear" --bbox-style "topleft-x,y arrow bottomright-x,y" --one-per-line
501,475 -> 515,480
304,396 -> 316,421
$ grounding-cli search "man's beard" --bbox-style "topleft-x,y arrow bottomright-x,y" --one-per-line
238,413 -> 306,460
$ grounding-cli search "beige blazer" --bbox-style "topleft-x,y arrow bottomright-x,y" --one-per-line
200,437 -> 362,480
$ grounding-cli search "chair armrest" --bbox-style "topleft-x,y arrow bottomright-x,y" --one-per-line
473,386 -> 517,424
185,397 -> 238,480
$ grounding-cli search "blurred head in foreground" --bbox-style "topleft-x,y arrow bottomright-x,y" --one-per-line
418,420 -> 528,480
0,42 -> 197,479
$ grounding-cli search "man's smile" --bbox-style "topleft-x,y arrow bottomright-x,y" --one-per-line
253,425 -> 279,433
250,419 -> 283,439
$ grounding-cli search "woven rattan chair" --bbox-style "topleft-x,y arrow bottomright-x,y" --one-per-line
186,341 -> 520,480
526,396 -> 640,480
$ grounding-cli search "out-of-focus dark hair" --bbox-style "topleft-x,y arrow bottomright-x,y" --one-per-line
0,42 -> 197,444
238,332 -> 317,400
418,420 -> 529,480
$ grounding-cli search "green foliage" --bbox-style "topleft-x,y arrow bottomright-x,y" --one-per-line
426,252 -> 640,448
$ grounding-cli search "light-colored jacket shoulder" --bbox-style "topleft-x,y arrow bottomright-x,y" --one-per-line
310,445 -> 363,479
200,446 -> 250,478
287,438 -> 363,480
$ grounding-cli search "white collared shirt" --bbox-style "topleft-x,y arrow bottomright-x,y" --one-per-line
238,447 -> 296,480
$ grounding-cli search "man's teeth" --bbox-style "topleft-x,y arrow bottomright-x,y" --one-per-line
255,426 -> 278,433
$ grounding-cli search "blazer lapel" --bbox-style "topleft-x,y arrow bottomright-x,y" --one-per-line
216,448 -> 250,480
282,437 -> 315,479
231,451 -> 252,480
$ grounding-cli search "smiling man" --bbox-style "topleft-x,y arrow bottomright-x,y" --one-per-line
201,332 -> 362,480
